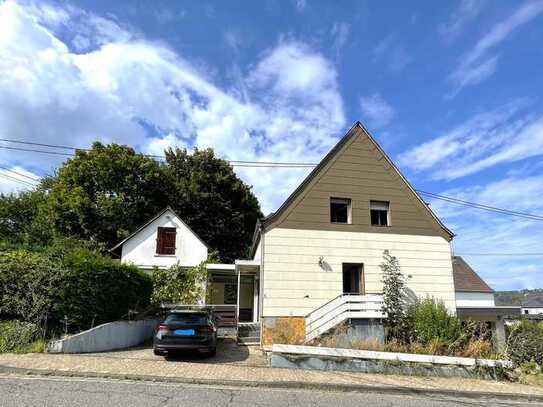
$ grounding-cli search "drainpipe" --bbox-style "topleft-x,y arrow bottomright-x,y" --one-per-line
259,224 -> 265,345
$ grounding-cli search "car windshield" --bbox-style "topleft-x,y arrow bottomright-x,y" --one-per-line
164,313 -> 208,325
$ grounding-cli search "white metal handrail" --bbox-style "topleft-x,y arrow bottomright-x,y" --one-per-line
305,294 -> 385,342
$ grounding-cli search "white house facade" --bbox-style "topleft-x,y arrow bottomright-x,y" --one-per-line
111,207 -> 209,271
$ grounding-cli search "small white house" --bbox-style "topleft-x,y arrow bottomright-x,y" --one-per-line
521,298 -> 543,316
111,207 -> 209,271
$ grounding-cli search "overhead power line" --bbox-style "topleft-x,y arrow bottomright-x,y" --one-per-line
417,190 -> 543,222
0,140 -> 317,167
0,172 -> 36,188
0,165 -> 40,182
1,138 -> 543,222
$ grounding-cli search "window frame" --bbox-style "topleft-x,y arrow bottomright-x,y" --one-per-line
330,197 -> 352,225
156,226 -> 177,255
369,200 -> 391,227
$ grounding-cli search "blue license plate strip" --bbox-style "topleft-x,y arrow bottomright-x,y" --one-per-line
174,329 -> 195,336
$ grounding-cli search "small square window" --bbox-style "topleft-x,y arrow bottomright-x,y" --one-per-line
370,200 -> 389,226
330,198 -> 351,224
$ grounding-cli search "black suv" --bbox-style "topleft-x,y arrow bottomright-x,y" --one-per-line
153,309 -> 217,357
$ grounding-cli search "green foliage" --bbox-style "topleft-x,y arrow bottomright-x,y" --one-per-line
1,144 -> 262,262
0,320 -> 41,353
45,142 -> 168,248
151,261 -> 208,306
163,148 -> 262,262
380,250 -> 408,340
0,247 -> 152,333
0,190 -> 53,247
57,248 -> 153,331
506,320 -> 543,366
410,297 -> 463,345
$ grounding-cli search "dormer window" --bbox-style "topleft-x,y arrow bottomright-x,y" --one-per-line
156,227 -> 176,255
370,200 -> 389,226
330,198 -> 351,224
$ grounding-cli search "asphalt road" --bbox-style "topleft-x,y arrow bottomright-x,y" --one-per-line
0,375 -> 540,407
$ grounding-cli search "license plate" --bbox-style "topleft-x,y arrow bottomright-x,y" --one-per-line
174,329 -> 195,336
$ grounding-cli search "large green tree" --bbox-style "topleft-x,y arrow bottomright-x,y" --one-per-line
9,143 -> 263,261
45,143 -> 168,247
164,148 -> 262,262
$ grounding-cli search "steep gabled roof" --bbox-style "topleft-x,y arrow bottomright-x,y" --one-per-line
250,121 -> 454,256
452,256 -> 494,293
110,206 -> 210,253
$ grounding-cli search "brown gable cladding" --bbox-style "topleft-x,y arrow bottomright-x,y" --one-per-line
452,256 -> 494,293
251,122 -> 453,256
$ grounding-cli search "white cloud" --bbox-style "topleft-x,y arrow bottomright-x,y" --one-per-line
438,0 -> 486,41
295,0 -> 307,12
398,99 -> 543,180
448,1 -> 543,95
330,22 -> 350,61
359,93 -> 395,130
429,175 -> 543,290
372,35 -> 412,73
0,1 -> 345,213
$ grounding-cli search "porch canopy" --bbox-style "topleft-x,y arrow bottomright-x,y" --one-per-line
456,306 -> 521,320
206,260 -> 260,325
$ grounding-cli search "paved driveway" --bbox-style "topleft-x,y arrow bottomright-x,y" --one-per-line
83,339 -> 268,367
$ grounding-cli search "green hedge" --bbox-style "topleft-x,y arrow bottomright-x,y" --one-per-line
506,320 -> 543,366
0,320 -> 41,353
0,247 -> 152,333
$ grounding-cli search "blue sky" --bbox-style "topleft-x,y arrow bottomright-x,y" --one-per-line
1,0 -> 542,290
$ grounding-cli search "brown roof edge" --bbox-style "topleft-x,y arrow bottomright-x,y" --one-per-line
251,121 -> 454,253
453,256 -> 494,293
110,206 -> 211,253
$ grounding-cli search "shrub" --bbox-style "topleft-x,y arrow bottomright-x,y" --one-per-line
0,247 -> 152,333
410,297 -> 462,345
506,320 -> 543,366
380,250 -> 409,341
151,261 -> 207,306
0,320 -> 41,353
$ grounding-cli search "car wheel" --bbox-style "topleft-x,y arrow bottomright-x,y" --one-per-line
153,349 -> 163,356
208,347 -> 217,357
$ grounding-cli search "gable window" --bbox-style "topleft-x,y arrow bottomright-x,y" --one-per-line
330,197 -> 351,224
156,227 -> 176,255
370,200 -> 390,226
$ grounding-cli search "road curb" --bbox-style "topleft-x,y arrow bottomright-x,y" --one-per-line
1,365 -> 542,403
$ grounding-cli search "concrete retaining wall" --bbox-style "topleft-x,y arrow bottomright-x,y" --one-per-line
270,344 -> 513,380
47,319 -> 159,354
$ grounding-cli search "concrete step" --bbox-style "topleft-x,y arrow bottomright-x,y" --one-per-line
237,336 -> 260,345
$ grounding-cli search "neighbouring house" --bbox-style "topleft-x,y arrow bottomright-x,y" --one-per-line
110,207 -> 209,272
112,122 -> 520,349
452,256 -> 519,349
521,298 -> 543,316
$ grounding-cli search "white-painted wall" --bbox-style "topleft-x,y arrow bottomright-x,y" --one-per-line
522,307 -> 543,315
253,240 -> 262,261
262,227 -> 456,317
120,209 -> 208,269
455,292 -> 495,307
